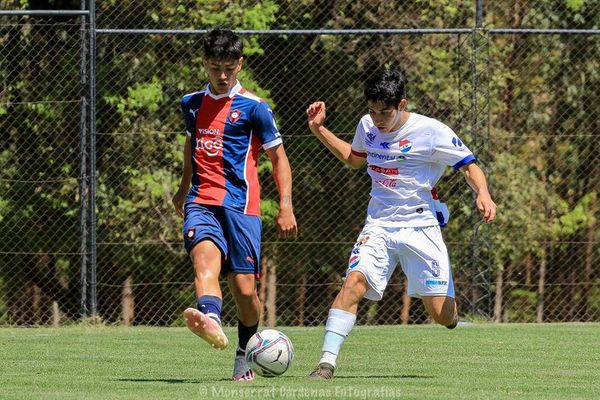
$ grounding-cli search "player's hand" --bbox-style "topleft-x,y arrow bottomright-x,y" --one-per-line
306,101 -> 326,133
276,208 -> 298,239
172,189 -> 186,217
475,192 -> 497,224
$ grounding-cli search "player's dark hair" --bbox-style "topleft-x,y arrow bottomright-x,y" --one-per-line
203,28 -> 243,60
364,69 -> 407,107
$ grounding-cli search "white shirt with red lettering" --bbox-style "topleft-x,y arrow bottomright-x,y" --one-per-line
351,112 -> 476,227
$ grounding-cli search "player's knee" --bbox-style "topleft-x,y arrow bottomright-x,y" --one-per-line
234,285 -> 257,300
191,253 -> 219,274
338,274 -> 367,304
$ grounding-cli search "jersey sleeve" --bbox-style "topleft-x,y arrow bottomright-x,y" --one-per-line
252,101 -> 283,150
180,94 -> 196,137
351,120 -> 367,158
431,124 -> 476,170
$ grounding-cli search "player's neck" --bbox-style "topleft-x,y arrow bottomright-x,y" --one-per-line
387,111 -> 410,133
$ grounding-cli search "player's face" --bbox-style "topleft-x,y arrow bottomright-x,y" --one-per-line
203,57 -> 243,95
367,99 -> 407,133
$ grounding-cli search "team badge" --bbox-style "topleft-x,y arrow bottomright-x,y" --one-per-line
228,109 -> 243,123
398,139 -> 412,153
186,227 -> 196,241
431,260 -> 440,277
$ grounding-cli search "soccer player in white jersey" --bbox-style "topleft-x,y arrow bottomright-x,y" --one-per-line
306,69 -> 496,379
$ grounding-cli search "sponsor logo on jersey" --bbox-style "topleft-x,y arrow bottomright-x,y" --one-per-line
376,179 -> 398,188
366,132 -> 377,143
348,255 -> 360,269
228,109 -> 243,123
196,137 -> 223,156
398,139 -> 412,153
368,152 -> 398,161
425,279 -> 448,286
452,137 -> 463,147
431,260 -> 440,277
369,165 -> 399,175
397,155 -> 406,161
245,256 -> 255,264
197,128 -> 221,136
380,141 -> 391,149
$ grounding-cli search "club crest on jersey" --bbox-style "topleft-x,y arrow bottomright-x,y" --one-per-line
228,109 -> 243,123
186,227 -> 196,241
398,139 -> 412,153
431,260 -> 440,277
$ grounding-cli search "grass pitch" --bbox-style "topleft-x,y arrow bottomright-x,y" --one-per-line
1,323 -> 599,399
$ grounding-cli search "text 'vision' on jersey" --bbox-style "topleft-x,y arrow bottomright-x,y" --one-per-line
181,81 -> 282,216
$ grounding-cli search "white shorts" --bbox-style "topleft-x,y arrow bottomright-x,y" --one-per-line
346,224 -> 455,301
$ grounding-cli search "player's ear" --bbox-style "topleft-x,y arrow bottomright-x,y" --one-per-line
398,99 -> 408,111
237,56 -> 244,70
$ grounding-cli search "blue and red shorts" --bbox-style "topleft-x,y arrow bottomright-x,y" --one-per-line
183,203 -> 262,277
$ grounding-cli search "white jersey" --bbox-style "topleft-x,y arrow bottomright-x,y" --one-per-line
351,112 -> 475,227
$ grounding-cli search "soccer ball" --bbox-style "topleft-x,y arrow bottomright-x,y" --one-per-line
245,329 -> 294,377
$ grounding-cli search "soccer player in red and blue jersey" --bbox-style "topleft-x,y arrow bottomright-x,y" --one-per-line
172,29 -> 297,381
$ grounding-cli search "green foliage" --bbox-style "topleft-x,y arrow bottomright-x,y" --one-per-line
552,192 -> 597,236
507,289 -> 538,322
105,78 -> 164,117
2,0 -> 599,326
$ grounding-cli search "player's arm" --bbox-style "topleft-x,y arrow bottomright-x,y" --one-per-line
172,134 -> 192,217
306,101 -> 366,169
265,144 -> 298,239
459,161 -> 497,224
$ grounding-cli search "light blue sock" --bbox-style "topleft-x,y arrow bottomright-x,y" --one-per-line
319,308 -> 356,368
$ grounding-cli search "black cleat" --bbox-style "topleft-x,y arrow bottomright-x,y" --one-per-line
309,362 -> 335,380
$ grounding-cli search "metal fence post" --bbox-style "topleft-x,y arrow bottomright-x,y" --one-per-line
88,0 -> 98,320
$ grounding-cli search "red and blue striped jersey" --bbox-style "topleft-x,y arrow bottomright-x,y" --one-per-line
181,81 -> 282,216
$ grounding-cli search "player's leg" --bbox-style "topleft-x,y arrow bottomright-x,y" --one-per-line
227,272 -> 260,381
399,226 -> 458,329
182,204 -> 229,349
309,271 -> 368,379
311,227 -> 394,379
422,295 -> 458,328
183,240 -> 229,349
221,209 -> 262,381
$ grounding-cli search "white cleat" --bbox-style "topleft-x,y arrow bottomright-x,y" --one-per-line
232,355 -> 255,381
183,308 -> 228,350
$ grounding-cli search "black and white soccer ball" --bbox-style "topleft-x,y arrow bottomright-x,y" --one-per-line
245,329 -> 294,377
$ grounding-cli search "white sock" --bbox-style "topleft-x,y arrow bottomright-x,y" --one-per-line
319,308 -> 356,368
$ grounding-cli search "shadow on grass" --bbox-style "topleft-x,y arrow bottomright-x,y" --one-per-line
117,373 -> 433,384
334,374 -> 433,379
116,378 -> 220,384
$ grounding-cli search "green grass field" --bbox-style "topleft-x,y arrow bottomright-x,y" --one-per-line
1,323 -> 599,399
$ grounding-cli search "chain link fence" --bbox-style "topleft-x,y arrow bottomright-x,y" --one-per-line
1,1 -> 599,327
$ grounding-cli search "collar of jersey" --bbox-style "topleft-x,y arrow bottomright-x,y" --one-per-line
205,81 -> 242,100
